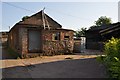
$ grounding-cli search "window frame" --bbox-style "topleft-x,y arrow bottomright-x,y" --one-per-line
52,32 -> 60,41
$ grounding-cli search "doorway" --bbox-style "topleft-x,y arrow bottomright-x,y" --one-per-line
28,30 -> 41,53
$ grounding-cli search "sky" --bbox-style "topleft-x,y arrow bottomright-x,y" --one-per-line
0,1 -> 119,32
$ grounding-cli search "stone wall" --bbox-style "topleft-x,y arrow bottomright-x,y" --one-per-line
42,30 -> 74,55
43,41 -> 73,55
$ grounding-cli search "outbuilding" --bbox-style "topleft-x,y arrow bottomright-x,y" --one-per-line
85,22 -> 120,51
8,10 -> 74,58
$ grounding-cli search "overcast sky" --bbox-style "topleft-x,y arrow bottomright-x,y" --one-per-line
1,0 -> 119,32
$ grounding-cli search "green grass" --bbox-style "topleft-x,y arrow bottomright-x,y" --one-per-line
96,55 -> 106,63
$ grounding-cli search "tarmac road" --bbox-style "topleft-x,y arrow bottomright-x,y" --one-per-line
2,55 -> 108,78
1,45 -> 108,78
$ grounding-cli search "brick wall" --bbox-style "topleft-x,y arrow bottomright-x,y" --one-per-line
19,28 -> 28,55
8,26 -> 19,52
9,26 -> 74,58
73,39 -> 81,53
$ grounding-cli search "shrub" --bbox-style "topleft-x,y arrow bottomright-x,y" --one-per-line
103,37 -> 120,79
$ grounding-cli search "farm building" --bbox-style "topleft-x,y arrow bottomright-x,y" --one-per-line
85,22 -> 120,51
0,32 -> 9,47
100,22 -> 120,40
8,10 -> 76,58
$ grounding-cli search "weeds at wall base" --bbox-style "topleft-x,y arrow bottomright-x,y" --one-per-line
7,47 -> 21,59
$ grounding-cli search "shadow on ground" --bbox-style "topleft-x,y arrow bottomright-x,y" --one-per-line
1,47 -> 16,60
2,58 -> 108,78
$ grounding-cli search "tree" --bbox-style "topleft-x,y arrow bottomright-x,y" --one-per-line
95,16 -> 112,26
75,27 -> 87,38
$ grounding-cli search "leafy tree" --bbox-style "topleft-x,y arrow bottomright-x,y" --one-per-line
75,27 -> 87,38
95,16 -> 112,26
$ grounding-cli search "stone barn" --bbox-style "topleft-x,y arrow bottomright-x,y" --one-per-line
8,10 -> 74,58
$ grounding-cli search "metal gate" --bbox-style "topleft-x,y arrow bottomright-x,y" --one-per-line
80,37 -> 86,53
